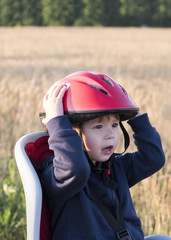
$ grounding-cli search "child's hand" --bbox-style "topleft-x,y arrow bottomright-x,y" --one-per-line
42,83 -> 69,124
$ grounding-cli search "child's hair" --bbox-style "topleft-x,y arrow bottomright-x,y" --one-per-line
39,71 -> 139,131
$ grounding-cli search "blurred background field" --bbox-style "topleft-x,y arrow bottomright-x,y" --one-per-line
0,27 -> 171,239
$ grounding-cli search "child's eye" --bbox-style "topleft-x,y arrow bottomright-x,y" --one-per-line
112,123 -> 118,128
93,125 -> 102,129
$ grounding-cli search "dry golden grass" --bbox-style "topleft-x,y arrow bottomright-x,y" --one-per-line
0,27 -> 170,236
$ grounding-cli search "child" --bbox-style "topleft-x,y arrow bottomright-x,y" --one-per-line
39,72 -> 169,240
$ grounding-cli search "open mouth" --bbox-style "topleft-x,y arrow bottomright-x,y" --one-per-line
102,145 -> 113,154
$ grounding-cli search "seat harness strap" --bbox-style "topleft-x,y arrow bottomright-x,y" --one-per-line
89,182 -> 132,240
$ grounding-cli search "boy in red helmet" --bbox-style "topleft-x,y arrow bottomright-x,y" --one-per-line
39,72 -> 169,240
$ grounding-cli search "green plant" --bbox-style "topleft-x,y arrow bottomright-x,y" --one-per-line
0,158 -> 26,240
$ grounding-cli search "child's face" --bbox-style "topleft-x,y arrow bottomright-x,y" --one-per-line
81,114 -> 119,164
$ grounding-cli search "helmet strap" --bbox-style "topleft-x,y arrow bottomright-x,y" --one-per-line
115,121 -> 130,155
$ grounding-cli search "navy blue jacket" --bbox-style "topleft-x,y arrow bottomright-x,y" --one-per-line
41,114 -> 165,240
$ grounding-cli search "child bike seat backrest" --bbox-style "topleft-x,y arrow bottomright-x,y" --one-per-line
15,132 -> 53,240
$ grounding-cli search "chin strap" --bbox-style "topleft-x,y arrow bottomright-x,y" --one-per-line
117,121 -> 130,155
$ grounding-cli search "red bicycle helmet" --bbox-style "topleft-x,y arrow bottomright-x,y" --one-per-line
39,71 -> 139,124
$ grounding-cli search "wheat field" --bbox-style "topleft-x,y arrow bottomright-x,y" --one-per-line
0,27 -> 170,236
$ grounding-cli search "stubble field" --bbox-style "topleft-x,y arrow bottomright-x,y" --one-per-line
0,27 -> 170,237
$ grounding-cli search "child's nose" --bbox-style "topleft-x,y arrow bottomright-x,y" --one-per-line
105,128 -> 114,140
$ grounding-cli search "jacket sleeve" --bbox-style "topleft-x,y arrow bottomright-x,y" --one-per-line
41,115 -> 91,202
120,113 -> 165,188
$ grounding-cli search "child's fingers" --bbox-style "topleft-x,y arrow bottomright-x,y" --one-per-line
57,85 -> 68,99
51,83 -> 70,99
43,83 -> 70,108
46,82 -> 59,95
51,83 -> 66,99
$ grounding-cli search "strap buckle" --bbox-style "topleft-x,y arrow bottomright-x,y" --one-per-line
116,228 -> 132,240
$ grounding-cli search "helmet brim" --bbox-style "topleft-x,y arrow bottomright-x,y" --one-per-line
65,108 -> 139,124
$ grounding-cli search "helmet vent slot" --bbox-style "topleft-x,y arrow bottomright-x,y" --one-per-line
87,84 -> 108,95
101,77 -> 113,86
